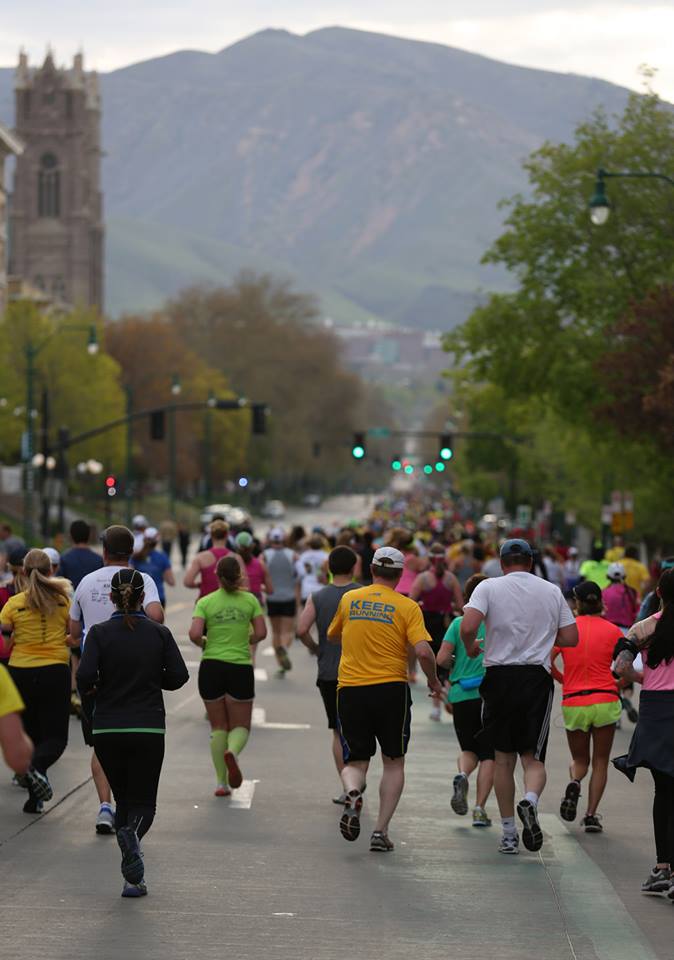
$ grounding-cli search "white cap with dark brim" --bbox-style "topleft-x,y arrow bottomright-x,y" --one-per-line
371,546 -> 405,570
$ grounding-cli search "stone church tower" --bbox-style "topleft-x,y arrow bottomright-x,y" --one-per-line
9,51 -> 104,310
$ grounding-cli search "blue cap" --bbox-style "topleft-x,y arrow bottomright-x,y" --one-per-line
500,538 -> 533,560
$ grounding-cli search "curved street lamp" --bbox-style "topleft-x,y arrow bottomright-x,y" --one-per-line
589,167 -> 674,225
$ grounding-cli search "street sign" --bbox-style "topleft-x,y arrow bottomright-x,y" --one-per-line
516,504 -> 532,527
368,427 -> 391,438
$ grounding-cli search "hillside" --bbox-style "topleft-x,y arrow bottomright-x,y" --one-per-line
0,27 -> 633,325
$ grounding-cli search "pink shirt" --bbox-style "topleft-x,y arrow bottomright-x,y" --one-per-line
628,612 -> 674,691
244,556 -> 265,599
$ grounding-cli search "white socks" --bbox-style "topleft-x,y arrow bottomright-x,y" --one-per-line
524,791 -> 539,806
502,816 -> 517,838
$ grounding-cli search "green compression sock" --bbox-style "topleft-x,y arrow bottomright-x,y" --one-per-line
210,730 -> 229,784
227,727 -> 250,756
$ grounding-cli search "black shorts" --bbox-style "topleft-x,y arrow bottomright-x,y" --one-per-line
198,659 -> 255,702
478,665 -> 553,761
423,610 -> 449,647
337,682 -> 412,762
452,698 -> 494,761
266,599 -> 297,618
317,679 -> 338,729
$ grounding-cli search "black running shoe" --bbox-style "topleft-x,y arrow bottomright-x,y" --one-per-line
117,826 -> 144,885
23,793 -> 44,815
370,831 -> 394,852
450,773 -> 469,816
581,814 -> 603,833
517,799 -> 543,852
339,790 -> 363,842
641,866 -> 671,895
560,780 -> 581,822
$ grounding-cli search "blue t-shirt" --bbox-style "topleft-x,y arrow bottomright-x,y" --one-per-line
132,550 -> 171,604
59,547 -> 103,589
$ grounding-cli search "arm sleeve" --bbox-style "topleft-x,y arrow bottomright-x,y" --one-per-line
250,595 -> 264,619
406,601 -> 431,646
464,580 -> 490,617
557,594 -> 576,628
327,598 -> 344,637
193,596 -> 207,620
161,628 -> 190,690
76,627 -> 100,693
141,575 -> 160,608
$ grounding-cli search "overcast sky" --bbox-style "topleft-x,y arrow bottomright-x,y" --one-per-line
3,2 -> 672,101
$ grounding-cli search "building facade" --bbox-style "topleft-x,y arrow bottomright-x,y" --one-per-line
0,123 -> 23,316
9,52 -> 104,310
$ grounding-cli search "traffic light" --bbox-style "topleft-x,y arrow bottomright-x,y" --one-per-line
435,461 -> 446,472
423,464 -> 433,475
351,433 -> 366,460
391,456 -> 402,471
251,404 -> 267,435
150,410 -> 165,441
105,475 -> 117,497
439,433 -> 454,461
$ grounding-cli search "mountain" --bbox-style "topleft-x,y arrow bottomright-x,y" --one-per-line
0,27 -> 633,326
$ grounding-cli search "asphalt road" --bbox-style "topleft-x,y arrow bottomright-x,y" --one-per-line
1,538 -> 672,958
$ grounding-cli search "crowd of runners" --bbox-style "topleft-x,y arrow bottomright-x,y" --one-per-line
0,497 -> 673,905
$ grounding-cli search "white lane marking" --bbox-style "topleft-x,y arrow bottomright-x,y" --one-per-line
254,668 -> 268,682
273,913 -> 295,918
259,722 -> 311,730
229,779 -> 258,809
165,601 -> 191,614
172,692 -> 198,712
262,646 -> 275,657
252,707 -> 266,726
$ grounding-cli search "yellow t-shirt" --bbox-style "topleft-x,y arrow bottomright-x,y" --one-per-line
605,547 -> 625,563
621,558 -> 650,597
0,664 -> 24,717
329,583 -> 430,687
1,592 -> 71,668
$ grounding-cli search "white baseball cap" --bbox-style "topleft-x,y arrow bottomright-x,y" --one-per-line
132,514 -> 148,529
607,562 -> 626,581
42,546 -> 60,566
372,546 -> 405,570
269,528 -> 285,543
144,526 -> 159,540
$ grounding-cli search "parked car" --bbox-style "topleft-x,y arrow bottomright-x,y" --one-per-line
261,499 -> 286,520
302,493 -> 322,508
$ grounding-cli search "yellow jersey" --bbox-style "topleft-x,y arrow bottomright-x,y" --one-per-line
0,664 -> 24,717
329,583 -> 429,687
621,558 -> 650,597
1,592 -> 71,668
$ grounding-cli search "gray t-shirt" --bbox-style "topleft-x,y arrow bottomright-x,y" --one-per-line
312,582 -> 360,681
264,547 -> 297,602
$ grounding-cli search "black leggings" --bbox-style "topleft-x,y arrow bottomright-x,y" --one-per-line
9,663 -> 70,774
651,769 -> 674,865
93,733 -> 165,839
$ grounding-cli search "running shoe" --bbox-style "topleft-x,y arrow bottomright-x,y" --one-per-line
96,804 -> 116,835
117,826 -> 145,885
370,831 -> 394,852
517,799 -> 543,852
498,834 -> 520,855
224,751 -> 243,790
339,789 -> 363,842
276,647 -> 292,672
560,780 -> 581,822
332,792 -> 348,805
472,806 -> 492,828
121,880 -> 148,898
214,784 -> 232,798
450,773 -> 469,816
70,691 -> 82,717
641,867 -> 671,895
16,768 -> 53,801
581,814 -> 603,833
23,794 -> 44,815
429,704 -> 441,722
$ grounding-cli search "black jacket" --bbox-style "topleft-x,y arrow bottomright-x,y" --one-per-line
76,613 -> 189,730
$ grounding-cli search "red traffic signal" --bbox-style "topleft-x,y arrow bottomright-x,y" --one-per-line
105,475 -> 116,487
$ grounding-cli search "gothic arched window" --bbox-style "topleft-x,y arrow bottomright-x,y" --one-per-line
38,153 -> 60,217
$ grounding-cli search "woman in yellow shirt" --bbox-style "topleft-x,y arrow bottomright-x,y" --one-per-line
1,549 -> 72,813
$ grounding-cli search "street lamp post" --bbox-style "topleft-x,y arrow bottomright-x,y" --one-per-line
23,323 -> 98,542
169,373 -> 181,517
589,167 -> 674,224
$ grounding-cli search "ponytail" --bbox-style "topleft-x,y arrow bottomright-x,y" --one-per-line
644,569 -> 674,669
110,568 -> 145,629
23,549 -> 70,615
217,555 -> 243,593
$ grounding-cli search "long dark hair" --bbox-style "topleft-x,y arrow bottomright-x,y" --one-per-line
645,568 -> 674,669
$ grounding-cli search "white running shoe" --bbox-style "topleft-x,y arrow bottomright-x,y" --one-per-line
95,804 -> 116,835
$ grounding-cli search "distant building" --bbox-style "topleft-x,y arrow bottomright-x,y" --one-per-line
0,122 -> 23,316
9,51 -> 104,310
335,322 -> 448,382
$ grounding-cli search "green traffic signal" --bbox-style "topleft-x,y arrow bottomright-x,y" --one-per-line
391,459 -> 402,471
352,445 -> 365,459
435,462 -> 446,472
423,464 -> 433,475
404,464 -> 414,475
440,446 -> 453,460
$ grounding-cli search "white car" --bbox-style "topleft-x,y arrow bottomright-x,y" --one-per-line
261,499 -> 286,519
200,503 -> 233,526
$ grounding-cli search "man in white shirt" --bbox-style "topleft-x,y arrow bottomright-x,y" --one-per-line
70,525 -> 163,835
461,539 -> 578,856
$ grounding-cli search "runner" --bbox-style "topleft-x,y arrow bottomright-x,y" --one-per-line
328,546 -> 442,852
0,662 -> 33,775
59,522 -> 104,709
409,542 -> 463,720
296,533 -> 329,605
188,555 -> 267,797
460,539 -> 578,855
1,549 -> 73,813
70,525 -> 163,835
620,545 -> 651,599
579,543 -> 610,589
131,526 -> 175,607
77,569 -> 188,898
603,564 -> 639,632
437,573 -> 494,826
263,529 -> 298,675
613,568 -> 674,899
235,531 -> 271,604
184,520 -> 246,599
296,545 -> 360,803
551,581 -> 623,833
